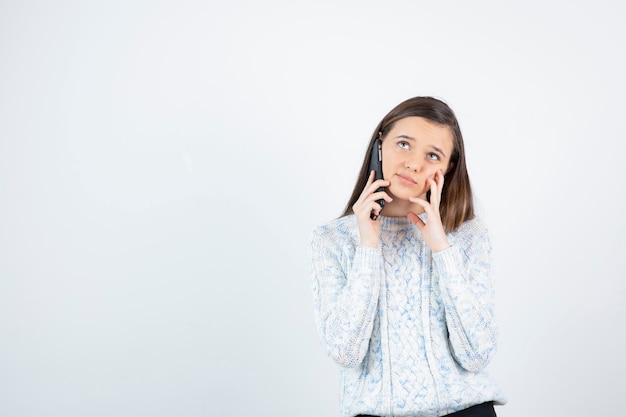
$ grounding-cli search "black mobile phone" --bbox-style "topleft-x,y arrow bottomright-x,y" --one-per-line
368,138 -> 385,220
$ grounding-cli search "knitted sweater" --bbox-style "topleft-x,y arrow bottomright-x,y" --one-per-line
310,214 -> 507,417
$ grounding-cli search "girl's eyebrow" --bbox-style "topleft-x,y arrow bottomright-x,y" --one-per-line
394,135 -> 448,158
430,146 -> 447,158
394,134 -> 414,141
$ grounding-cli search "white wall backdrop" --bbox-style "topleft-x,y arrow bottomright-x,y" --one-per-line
1,1 -> 624,416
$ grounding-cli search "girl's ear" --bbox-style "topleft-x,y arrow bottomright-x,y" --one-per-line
445,161 -> 455,174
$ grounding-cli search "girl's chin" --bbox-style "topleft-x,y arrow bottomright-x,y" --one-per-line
388,186 -> 427,201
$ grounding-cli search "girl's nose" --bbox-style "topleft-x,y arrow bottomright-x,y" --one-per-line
405,158 -> 422,172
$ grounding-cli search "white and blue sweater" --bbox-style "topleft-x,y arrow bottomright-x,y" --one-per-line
310,214 -> 507,417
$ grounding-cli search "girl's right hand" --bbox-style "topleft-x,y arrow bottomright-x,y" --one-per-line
352,171 -> 391,248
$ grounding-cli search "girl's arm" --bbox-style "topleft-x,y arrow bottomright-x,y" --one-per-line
432,220 -> 499,372
310,227 -> 381,368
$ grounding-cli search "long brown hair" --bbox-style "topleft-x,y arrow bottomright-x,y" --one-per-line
341,96 -> 475,233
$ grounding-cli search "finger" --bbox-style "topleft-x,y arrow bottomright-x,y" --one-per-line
370,202 -> 383,217
360,171 -> 376,201
361,172 -> 388,197
366,178 -> 390,194
434,170 -> 444,194
354,171 -> 377,207
357,181 -> 391,209
428,177 -> 440,206
370,190 -> 393,203
409,196 -> 436,217
407,211 -> 426,229
409,196 -> 429,210
355,193 -> 389,217
360,171 -> 376,199
437,170 -> 445,187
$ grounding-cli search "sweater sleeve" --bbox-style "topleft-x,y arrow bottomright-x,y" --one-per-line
310,225 -> 381,368
432,220 -> 498,372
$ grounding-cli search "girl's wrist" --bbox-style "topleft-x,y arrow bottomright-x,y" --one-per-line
359,239 -> 378,248
431,241 -> 451,253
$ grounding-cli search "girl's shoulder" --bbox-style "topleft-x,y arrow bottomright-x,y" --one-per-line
448,216 -> 492,249
452,216 -> 489,237
310,215 -> 358,245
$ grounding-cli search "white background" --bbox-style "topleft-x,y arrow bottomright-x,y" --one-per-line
1,1 -> 624,416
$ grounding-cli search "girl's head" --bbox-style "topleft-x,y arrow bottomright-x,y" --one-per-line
342,96 -> 475,233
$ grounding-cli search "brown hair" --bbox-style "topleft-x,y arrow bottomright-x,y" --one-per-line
341,96 -> 475,233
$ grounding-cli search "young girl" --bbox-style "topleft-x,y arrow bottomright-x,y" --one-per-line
310,97 -> 507,417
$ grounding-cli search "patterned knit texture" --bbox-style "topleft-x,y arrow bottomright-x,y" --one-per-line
310,215 -> 507,417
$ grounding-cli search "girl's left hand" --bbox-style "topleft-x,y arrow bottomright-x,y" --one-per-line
407,170 -> 451,253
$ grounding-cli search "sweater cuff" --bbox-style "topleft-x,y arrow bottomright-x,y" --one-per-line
432,245 -> 462,276
354,245 -> 381,272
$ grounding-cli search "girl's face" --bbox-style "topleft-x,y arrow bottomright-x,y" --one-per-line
381,116 -> 454,209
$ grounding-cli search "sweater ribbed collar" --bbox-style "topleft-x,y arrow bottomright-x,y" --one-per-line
378,213 -> 427,231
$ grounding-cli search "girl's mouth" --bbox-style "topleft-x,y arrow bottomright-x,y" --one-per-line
397,174 -> 417,185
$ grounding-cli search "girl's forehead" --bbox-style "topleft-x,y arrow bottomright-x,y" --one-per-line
387,117 -> 453,144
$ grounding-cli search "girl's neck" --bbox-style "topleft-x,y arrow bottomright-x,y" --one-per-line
382,199 -> 425,217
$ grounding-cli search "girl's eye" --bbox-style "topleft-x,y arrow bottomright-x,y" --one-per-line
398,141 -> 410,149
427,153 -> 440,161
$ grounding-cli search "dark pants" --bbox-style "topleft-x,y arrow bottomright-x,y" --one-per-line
443,402 -> 496,417
357,401 -> 497,417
